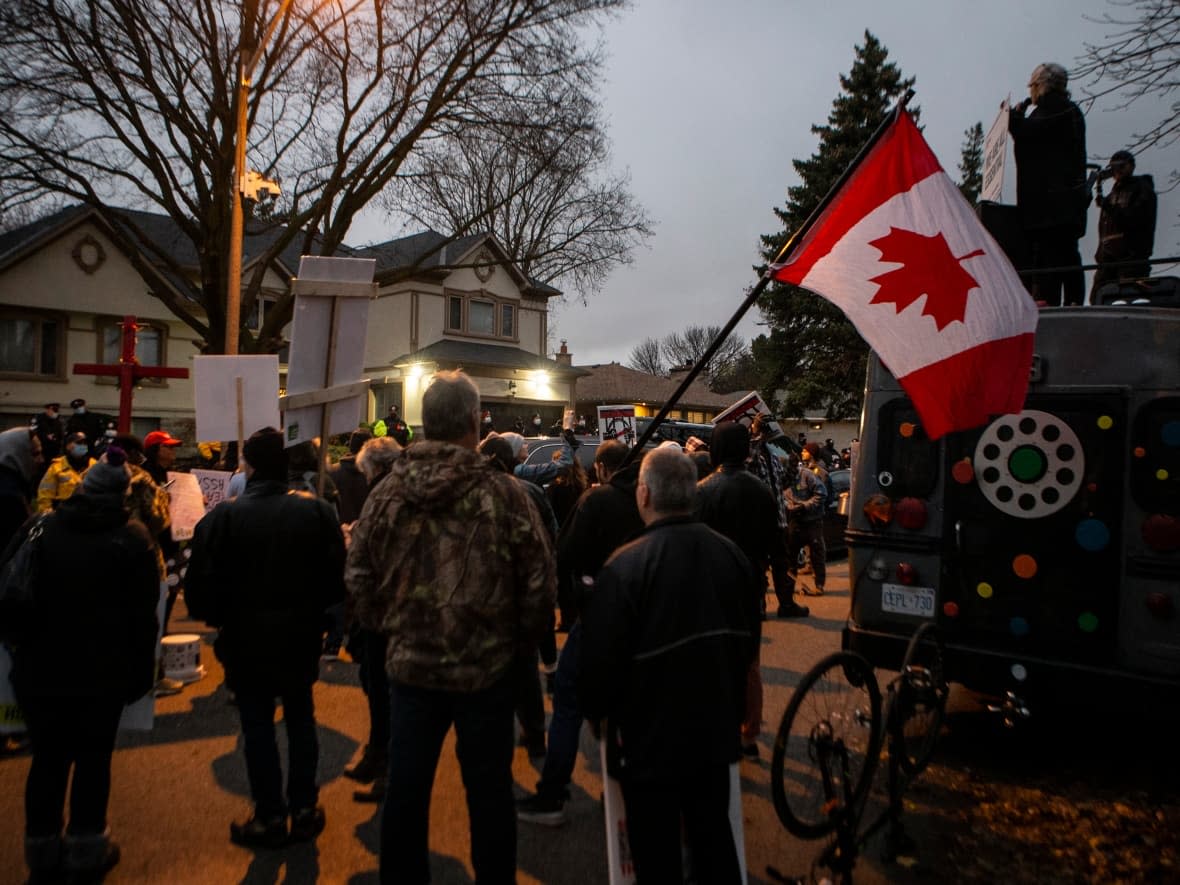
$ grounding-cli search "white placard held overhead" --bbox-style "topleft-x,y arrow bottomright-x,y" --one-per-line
981,106 -> 1008,204
597,405 -> 636,446
193,355 -> 281,443
282,256 -> 375,448
713,391 -> 785,438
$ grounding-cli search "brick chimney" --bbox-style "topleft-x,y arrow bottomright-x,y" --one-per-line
555,339 -> 572,367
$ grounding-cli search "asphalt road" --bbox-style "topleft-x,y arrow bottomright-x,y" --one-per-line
2,560 -> 1172,884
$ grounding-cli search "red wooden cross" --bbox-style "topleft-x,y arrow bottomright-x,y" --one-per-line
73,315 -> 190,433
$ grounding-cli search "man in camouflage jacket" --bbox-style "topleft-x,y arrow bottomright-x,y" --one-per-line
346,370 -> 555,884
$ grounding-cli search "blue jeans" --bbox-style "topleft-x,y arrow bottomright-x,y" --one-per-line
236,683 -> 319,819
536,621 -> 583,800
382,673 -> 516,884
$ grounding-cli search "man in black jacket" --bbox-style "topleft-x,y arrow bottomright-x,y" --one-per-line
697,422 -> 808,759
580,447 -> 755,884
516,440 -> 644,826
186,427 -> 346,849
1008,62 -> 1087,306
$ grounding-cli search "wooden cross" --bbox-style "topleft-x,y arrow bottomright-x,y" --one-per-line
74,315 -> 190,433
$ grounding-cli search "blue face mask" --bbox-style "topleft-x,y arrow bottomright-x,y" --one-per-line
69,444 -> 88,458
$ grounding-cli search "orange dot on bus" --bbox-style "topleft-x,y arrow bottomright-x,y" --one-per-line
899,422 -> 915,438
1012,555 -> 1038,579
952,458 -> 975,484
1133,447 -> 1146,458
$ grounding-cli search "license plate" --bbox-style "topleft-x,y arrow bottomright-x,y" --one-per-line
881,583 -> 936,618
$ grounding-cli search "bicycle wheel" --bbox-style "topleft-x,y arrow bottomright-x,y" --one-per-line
771,651 -> 884,839
889,622 -> 949,777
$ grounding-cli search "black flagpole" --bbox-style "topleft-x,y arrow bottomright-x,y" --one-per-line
619,89 -> 915,468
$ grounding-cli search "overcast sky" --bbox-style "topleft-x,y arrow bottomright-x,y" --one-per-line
541,0 -> 1179,367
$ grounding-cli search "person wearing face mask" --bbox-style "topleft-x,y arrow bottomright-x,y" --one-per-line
35,432 -> 95,513
65,399 -> 106,449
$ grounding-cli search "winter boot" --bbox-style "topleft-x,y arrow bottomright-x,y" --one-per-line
24,833 -> 61,884
62,828 -> 120,882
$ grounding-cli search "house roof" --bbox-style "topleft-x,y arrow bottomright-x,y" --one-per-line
389,338 -> 587,376
573,362 -> 735,410
0,205 -> 559,298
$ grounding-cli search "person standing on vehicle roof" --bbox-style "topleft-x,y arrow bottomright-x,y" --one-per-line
1092,149 -> 1156,298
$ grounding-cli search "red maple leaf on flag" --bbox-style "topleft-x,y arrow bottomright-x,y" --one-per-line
867,227 -> 985,331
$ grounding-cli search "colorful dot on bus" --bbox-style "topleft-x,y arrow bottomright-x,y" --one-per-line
1075,519 -> 1110,552
1097,415 -> 1114,430
1158,468 -> 1170,481
1012,555 -> 1038,579
1010,663 -> 1028,682
1009,616 -> 1030,637
1162,420 -> 1180,447
899,422 -> 916,438
1133,446 -> 1146,458
951,458 -> 975,484
1077,612 -> 1099,633
943,601 -> 960,618
976,582 -> 994,599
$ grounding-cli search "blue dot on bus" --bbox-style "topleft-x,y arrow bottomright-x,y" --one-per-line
1075,519 -> 1110,552
1010,617 -> 1030,637
1162,420 -> 1180,447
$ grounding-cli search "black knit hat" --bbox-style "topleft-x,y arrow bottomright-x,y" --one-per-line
242,427 -> 287,481
82,446 -> 130,494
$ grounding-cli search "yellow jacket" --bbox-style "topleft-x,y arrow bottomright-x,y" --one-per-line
36,455 -> 95,512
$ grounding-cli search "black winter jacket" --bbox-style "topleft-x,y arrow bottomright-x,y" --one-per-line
185,479 -> 346,692
8,491 -> 159,703
696,464 -> 793,628
555,463 -> 643,621
1096,174 -> 1156,265
1009,92 -> 1087,234
330,456 -> 370,524
578,516 -> 758,783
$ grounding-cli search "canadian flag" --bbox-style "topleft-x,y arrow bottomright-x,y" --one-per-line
771,110 -> 1037,439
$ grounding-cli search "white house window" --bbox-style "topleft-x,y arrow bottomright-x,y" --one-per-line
0,309 -> 62,378
247,295 -> 278,332
468,299 -> 495,335
444,292 -> 519,341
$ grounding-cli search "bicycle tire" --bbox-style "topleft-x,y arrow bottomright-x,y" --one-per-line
771,651 -> 884,839
889,622 -> 949,777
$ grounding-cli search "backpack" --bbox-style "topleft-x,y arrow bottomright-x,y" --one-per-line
0,513 -> 51,646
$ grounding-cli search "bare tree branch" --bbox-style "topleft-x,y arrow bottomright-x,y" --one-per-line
0,0 -> 638,352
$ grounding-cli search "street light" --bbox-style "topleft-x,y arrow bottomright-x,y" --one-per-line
225,0 -> 297,356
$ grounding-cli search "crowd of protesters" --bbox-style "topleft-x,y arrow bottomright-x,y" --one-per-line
1,370 -> 832,883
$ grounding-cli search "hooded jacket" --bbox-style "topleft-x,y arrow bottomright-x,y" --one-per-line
0,427 -> 36,550
345,440 -> 555,692
8,489 -> 159,703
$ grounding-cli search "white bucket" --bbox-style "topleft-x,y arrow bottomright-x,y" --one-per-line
161,634 -> 205,684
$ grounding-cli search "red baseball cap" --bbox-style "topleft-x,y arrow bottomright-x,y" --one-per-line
144,430 -> 183,448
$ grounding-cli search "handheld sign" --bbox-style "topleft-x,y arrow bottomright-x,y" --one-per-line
713,391 -> 785,438
981,106 -> 1008,204
598,405 -> 637,446
281,256 -> 375,449
193,355 -> 281,443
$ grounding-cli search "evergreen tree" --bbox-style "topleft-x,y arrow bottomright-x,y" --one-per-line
753,31 -> 916,420
958,121 -> 984,206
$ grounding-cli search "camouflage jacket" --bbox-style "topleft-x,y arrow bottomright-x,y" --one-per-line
125,463 -> 171,579
346,440 -> 556,692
